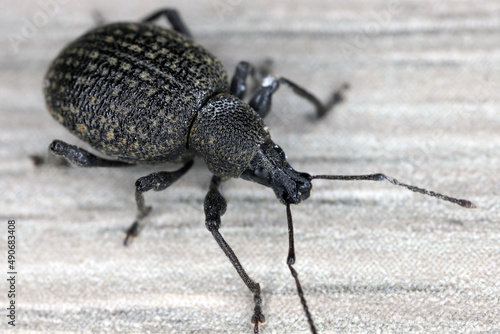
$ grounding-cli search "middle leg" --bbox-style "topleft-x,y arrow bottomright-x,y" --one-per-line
124,160 -> 194,245
249,76 -> 349,119
229,60 -> 273,99
229,61 -> 348,119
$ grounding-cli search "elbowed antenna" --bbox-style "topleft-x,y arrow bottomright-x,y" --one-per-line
310,173 -> 476,208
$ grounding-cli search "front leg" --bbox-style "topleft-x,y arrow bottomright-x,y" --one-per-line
204,176 -> 266,332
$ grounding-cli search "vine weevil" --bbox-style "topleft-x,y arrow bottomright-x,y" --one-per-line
43,9 -> 476,333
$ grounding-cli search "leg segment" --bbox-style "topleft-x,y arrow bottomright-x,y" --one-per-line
229,60 -> 273,99
230,61 -> 255,99
124,160 -> 194,245
49,140 -> 133,167
142,9 -> 192,38
249,76 -> 349,119
204,176 -> 266,332
230,61 -> 348,119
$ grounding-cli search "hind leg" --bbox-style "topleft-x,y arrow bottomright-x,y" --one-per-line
142,8 -> 192,37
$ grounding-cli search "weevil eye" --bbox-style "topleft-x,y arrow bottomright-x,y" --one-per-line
274,144 -> 287,160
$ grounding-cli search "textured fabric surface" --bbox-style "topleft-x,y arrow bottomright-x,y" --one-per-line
1,1 -> 499,333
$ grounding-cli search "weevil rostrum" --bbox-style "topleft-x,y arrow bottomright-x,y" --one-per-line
43,9 -> 475,333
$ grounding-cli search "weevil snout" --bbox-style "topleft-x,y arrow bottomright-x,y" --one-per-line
277,172 -> 312,204
240,140 -> 313,205
296,173 -> 313,202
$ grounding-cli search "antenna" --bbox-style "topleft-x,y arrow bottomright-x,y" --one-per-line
311,173 -> 475,208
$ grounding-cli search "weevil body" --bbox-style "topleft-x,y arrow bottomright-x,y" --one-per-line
45,21 -> 266,177
44,9 -> 475,334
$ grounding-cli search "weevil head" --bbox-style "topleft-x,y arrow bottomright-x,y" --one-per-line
240,140 -> 312,205
189,92 -> 311,204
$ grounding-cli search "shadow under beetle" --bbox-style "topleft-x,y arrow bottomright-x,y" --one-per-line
43,9 -> 476,333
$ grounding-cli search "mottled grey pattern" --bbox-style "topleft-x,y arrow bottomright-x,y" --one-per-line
44,22 -> 228,164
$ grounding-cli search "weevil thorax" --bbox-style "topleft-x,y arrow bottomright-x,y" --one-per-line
189,93 -> 270,179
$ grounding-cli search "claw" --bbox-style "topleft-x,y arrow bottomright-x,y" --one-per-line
123,221 -> 139,246
251,311 -> 266,334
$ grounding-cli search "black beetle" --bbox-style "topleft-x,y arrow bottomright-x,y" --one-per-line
43,9 -> 475,333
